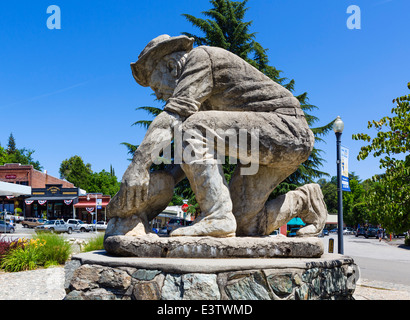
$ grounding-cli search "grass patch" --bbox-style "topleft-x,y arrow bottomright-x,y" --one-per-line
82,233 -> 105,252
33,233 -> 72,265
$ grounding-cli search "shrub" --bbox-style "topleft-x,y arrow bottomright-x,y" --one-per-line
0,236 -> 23,263
0,234 -> 71,272
33,233 -> 71,265
82,233 -> 105,252
0,245 -> 40,272
405,236 -> 410,247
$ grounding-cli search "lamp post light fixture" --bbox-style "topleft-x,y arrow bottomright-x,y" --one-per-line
333,116 -> 344,254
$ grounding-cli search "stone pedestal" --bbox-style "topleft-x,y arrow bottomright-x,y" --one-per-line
104,235 -> 324,258
64,250 -> 359,300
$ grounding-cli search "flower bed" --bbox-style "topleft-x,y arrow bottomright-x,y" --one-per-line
0,234 -> 72,272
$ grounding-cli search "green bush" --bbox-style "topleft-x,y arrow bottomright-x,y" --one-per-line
33,233 -> 71,265
0,236 -> 23,264
0,234 -> 71,272
82,233 -> 105,252
0,245 -> 39,272
405,236 -> 410,247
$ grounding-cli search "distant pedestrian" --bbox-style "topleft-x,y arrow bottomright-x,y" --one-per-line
377,228 -> 383,242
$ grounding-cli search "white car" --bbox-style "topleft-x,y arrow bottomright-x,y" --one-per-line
66,219 -> 93,232
90,221 -> 107,231
35,220 -> 71,234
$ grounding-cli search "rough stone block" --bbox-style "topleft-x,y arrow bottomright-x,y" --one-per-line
104,235 -> 324,258
224,271 -> 271,300
132,281 -> 161,300
161,273 -> 220,300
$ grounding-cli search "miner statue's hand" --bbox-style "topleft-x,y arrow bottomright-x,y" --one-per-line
107,166 -> 150,218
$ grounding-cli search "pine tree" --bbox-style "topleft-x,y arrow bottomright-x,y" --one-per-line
7,133 -> 16,155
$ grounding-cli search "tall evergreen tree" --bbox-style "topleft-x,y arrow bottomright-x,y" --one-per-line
6,133 -> 16,155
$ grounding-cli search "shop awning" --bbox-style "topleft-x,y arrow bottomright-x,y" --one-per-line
326,214 -> 338,225
157,212 -> 178,219
0,181 -> 31,197
25,196 -> 77,201
287,217 -> 306,226
74,200 -> 110,208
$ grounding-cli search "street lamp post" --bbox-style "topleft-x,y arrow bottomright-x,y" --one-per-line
333,116 -> 345,255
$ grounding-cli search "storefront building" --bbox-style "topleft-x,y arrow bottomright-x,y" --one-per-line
0,163 -> 79,218
24,184 -> 80,220
74,194 -> 111,223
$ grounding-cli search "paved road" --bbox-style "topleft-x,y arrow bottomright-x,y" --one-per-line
0,223 -> 102,241
321,234 -> 410,286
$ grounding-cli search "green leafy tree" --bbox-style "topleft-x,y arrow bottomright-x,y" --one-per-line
59,156 -> 120,197
0,145 -> 8,165
88,170 -> 120,197
352,82 -> 410,233
317,177 -> 338,214
342,177 -> 368,227
6,148 -> 42,171
318,173 -> 369,226
59,156 -> 93,191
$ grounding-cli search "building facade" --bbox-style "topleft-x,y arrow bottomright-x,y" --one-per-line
74,194 -> 111,223
0,163 -> 75,188
24,184 -> 80,220
0,163 -> 79,219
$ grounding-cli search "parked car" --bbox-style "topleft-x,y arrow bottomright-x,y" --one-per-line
166,218 -> 193,234
35,220 -> 72,234
365,227 -> 378,238
12,215 -> 24,223
322,229 -> 329,236
22,218 -> 47,228
90,221 -> 108,231
391,231 -> 408,238
329,228 -> 338,234
343,228 -> 354,235
355,227 -> 366,237
3,214 -> 24,224
158,227 -> 168,236
0,220 -> 15,233
66,219 -> 92,232
269,230 -> 280,236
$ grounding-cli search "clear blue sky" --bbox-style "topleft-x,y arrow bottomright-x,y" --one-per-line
0,0 -> 409,182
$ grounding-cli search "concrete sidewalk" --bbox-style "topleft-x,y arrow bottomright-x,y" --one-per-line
354,278 -> 410,300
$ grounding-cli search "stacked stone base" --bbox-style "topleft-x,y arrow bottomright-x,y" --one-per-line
64,251 -> 359,300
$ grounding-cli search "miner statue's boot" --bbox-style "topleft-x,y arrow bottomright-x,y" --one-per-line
170,162 -> 237,237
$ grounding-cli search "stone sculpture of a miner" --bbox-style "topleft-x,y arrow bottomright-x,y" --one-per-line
105,34 -> 327,238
